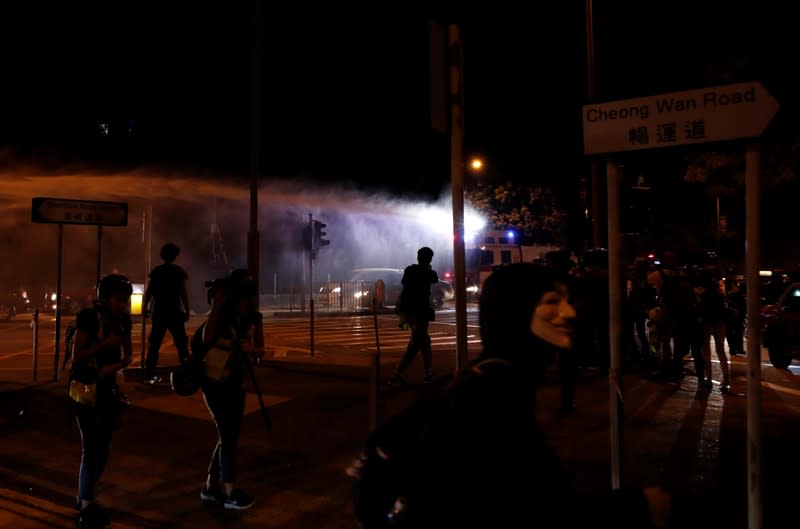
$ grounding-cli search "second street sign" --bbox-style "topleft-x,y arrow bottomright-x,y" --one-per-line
32,197 -> 128,226
582,81 -> 780,155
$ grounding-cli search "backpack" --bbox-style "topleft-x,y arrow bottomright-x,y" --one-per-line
63,308 -> 102,371
170,321 -> 208,396
346,358 -> 511,529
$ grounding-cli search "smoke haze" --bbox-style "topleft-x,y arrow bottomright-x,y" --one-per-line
0,162 -> 485,310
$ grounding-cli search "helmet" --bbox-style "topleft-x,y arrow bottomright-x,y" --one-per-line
97,274 -> 133,300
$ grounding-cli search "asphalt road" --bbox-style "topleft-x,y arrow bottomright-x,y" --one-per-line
2,311 -> 800,528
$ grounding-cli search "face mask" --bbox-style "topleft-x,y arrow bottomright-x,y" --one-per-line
530,286 -> 576,350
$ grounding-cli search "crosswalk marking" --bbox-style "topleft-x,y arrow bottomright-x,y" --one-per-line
264,315 -> 481,354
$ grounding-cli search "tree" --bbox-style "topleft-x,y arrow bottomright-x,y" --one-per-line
465,181 -> 566,245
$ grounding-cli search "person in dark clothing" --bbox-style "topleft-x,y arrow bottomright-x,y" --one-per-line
699,269 -> 730,391
629,258 -> 658,367
69,274 -> 133,529
143,242 -> 190,384
412,263 -> 671,529
669,268 -> 707,385
195,269 -> 263,511
389,247 -> 439,385
725,279 -> 746,356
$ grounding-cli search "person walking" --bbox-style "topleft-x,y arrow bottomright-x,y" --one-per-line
143,242 -> 190,384
68,274 -> 134,528
389,247 -> 438,385
194,269 -> 263,510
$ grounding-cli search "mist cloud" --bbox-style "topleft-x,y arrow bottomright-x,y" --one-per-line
0,163 -> 485,308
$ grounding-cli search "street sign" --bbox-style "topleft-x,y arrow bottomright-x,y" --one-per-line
583,81 -> 780,155
31,197 -> 128,226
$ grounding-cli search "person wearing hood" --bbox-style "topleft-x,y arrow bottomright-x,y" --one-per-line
414,262 -> 671,529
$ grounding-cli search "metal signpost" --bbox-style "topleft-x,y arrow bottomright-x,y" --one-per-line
31,197 -> 129,381
582,81 -> 779,529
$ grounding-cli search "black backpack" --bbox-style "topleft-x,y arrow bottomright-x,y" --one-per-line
170,321 -> 208,396
63,308 -> 102,371
346,358 -> 510,529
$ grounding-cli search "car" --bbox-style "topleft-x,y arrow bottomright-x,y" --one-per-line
0,282 -> 32,321
40,285 -> 94,315
761,282 -> 800,369
318,268 -> 453,310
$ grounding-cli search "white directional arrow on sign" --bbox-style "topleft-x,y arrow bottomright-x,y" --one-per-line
583,81 -> 780,155
31,197 -> 128,226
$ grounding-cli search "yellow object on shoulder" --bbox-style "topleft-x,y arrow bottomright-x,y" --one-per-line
69,380 -> 97,407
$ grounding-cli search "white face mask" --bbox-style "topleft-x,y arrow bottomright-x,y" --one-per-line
530,285 -> 576,350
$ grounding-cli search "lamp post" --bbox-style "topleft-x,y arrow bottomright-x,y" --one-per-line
248,0 -> 261,296
586,0 -> 603,248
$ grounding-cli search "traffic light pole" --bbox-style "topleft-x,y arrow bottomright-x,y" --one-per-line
308,213 -> 314,357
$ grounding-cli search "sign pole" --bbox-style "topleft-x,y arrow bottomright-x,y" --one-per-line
606,159 -> 623,489
745,143 -> 763,529
53,224 -> 64,382
142,206 -> 152,371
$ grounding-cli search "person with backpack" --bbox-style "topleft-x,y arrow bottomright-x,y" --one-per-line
389,247 -> 439,385
193,269 -> 263,510
142,242 -> 190,384
67,274 -> 133,529
353,263 -> 671,529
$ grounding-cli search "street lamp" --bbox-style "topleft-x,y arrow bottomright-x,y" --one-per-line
469,157 -> 484,172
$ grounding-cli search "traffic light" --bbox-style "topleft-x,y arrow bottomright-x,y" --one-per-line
313,220 -> 330,258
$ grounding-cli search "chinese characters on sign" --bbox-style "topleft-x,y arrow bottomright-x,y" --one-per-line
582,81 -> 780,155
627,119 -> 707,147
31,197 -> 128,226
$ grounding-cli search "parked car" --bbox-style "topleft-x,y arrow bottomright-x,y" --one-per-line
0,282 -> 32,321
318,268 -> 454,310
40,286 -> 94,315
761,282 -> 800,369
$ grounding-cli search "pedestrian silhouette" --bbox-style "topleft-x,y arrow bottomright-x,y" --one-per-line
390,247 -> 438,385
143,243 -> 190,384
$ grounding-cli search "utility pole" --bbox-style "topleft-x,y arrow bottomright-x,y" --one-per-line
449,23 -> 469,372
248,0 -> 261,293
586,0 -> 603,248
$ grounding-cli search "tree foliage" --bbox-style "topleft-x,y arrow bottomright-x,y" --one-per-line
465,181 -> 565,245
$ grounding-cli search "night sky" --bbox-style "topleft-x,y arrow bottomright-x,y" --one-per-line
1,2 -> 796,195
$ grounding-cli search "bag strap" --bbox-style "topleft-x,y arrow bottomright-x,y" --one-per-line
470,357 -> 512,375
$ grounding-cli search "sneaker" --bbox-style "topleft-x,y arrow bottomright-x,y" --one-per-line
200,483 -> 224,503
144,376 -> 162,385
223,489 -> 256,511
78,502 -> 109,528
